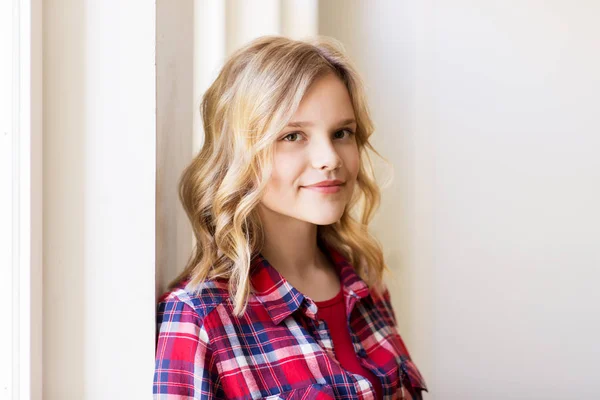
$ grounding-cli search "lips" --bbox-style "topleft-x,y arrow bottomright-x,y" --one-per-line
301,183 -> 344,194
303,179 -> 345,188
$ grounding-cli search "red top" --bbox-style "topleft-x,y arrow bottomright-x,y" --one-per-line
315,285 -> 383,400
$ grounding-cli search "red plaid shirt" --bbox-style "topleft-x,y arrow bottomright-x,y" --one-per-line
154,240 -> 428,399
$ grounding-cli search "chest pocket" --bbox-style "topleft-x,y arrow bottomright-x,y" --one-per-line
262,383 -> 335,400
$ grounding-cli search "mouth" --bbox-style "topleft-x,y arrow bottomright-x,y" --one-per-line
301,183 -> 345,194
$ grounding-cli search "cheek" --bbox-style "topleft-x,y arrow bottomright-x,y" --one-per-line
344,146 -> 361,179
270,152 -> 303,190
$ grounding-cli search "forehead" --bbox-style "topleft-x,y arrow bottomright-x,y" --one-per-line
288,72 -> 355,126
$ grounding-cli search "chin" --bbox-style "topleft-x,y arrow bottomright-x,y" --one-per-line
306,211 -> 345,225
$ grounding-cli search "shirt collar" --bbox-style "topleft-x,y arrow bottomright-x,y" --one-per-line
250,238 -> 371,325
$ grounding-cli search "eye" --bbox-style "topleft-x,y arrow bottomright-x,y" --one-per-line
281,132 -> 303,142
334,128 -> 355,139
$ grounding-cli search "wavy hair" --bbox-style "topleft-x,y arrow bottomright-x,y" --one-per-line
169,35 -> 393,316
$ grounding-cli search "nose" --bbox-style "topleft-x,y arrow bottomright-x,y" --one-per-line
310,136 -> 343,171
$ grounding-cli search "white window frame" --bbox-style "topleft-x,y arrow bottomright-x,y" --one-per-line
1,0 -> 43,399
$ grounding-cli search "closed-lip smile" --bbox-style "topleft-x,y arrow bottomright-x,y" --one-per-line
303,179 -> 345,188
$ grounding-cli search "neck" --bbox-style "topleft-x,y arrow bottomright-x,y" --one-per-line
257,204 -> 327,281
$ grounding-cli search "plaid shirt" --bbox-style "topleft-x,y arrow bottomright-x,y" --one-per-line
154,240 -> 428,399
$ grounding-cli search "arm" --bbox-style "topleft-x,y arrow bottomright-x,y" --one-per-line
154,295 -> 223,399
380,286 -> 429,399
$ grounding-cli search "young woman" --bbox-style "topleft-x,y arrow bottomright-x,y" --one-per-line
153,35 -> 428,400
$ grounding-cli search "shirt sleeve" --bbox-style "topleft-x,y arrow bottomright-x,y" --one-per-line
380,284 -> 399,327
153,295 -> 223,399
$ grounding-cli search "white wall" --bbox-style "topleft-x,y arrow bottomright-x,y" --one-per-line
2,1 -> 43,398
321,1 -> 600,398
156,0 -> 196,301
43,1 -> 156,398
1,1 -> 16,397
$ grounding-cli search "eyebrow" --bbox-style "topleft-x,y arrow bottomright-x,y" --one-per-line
286,118 -> 357,128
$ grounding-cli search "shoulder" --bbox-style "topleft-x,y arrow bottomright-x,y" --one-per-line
154,280 -> 229,397
156,278 -> 231,326
368,282 -> 398,327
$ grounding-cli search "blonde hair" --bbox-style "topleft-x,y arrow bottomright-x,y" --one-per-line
171,35 -> 393,316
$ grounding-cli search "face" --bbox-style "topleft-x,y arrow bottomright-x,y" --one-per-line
259,72 -> 360,226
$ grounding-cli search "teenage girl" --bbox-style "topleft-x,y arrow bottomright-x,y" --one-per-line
153,35 -> 428,400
